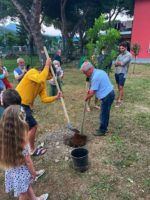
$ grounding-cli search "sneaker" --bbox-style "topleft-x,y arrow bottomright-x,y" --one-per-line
37,142 -> 45,149
37,193 -> 49,200
35,169 -> 45,181
94,129 -> 106,136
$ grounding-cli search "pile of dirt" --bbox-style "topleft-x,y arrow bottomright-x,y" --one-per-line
37,127 -> 75,162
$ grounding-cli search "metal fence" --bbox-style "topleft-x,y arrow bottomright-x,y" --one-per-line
0,45 -> 29,58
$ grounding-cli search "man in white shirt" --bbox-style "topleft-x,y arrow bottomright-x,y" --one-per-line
14,58 -> 27,83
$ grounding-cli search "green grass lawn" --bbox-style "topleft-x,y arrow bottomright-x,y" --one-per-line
0,62 -> 150,200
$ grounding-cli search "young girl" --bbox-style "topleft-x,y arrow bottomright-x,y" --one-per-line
0,105 -> 48,200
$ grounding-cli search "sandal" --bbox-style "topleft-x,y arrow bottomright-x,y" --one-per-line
37,193 -> 49,200
31,147 -> 47,156
34,169 -> 45,181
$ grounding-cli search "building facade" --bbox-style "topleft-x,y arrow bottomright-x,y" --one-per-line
131,0 -> 150,61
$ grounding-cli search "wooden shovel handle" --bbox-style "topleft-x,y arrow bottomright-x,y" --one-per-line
43,46 -> 71,124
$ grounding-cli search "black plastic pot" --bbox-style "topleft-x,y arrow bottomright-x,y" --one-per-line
71,148 -> 88,172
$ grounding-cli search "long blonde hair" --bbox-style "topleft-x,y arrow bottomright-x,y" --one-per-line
0,105 -> 28,169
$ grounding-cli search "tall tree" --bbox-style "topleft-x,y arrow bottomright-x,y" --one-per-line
0,1 -> 35,55
10,0 -> 46,63
100,0 -> 135,26
86,15 -> 120,73
0,0 -> 135,60
0,0 -> 16,20
42,0 -> 134,57
43,0 -> 102,58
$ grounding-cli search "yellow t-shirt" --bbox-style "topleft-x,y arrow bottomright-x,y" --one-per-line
16,67 -> 57,105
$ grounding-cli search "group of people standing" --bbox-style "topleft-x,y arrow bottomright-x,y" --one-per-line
0,42 -> 132,199
0,50 -> 63,200
81,41 -> 132,135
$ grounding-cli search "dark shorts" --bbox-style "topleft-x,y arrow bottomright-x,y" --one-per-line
115,73 -> 126,86
22,104 -> 37,129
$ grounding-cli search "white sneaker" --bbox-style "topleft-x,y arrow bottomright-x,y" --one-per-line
37,193 -> 49,200
35,169 -> 45,181
37,142 -> 45,149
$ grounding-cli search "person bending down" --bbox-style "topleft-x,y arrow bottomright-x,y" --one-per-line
16,58 -> 62,156
81,61 -> 115,136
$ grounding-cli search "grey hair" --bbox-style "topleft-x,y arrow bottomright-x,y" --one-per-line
17,58 -> 25,64
53,60 -> 60,65
80,61 -> 94,71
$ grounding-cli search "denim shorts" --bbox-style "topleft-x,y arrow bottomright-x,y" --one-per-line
115,73 -> 126,86
22,104 -> 37,129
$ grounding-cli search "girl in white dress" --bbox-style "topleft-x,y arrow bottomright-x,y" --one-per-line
0,105 -> 48,200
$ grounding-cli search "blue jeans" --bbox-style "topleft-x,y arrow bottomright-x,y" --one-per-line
99,90 -> 115,133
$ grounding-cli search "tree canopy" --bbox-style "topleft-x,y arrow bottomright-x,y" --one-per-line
0,0 -> 135,60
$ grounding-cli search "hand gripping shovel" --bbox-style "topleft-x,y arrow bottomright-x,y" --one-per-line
43,47 -> 87,147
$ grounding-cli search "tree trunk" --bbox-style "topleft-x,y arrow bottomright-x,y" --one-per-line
60,0 -> 71,59
11,0 -> 46,64
60,0 -> 90,59
29,35 -> 34,55
79,30 -> 85,56
30,26 -> 45,65
132,57 -> 136,74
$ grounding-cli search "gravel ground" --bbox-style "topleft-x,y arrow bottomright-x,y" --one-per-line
37,127 -> 77,162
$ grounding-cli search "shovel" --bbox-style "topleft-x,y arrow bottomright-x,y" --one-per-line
44,46 -> 74,130
43,46 -> 87,147
65,101 -> 87,148
80,101 -> 87,135
44,46 -> 87,147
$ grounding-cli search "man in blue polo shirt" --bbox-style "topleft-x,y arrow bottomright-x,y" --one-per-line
81,61 -> 115,136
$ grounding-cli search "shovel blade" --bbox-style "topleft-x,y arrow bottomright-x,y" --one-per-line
64,133 -> 87,147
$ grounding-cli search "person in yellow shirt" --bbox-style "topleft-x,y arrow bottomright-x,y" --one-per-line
16,58 -> 62,156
